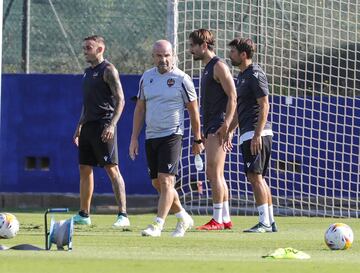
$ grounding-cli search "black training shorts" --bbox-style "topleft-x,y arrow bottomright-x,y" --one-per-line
204,121 -> 224,139
241,135 -> 272,177
145,134 -> 182,179
78,121 -> 118,167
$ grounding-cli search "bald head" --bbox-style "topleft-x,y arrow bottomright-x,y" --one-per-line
152,40 -> 174,74
152,40 -> 173,53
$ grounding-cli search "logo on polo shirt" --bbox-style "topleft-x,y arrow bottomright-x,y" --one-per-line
93,72 -> 98,77
167,78 -> 175,87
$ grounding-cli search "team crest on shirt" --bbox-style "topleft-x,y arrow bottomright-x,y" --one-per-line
167,78 -> 175,87
93,72 -> 98,77
150,78 -> 153,83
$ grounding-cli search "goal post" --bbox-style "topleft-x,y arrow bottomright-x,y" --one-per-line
170,0 -> 360,217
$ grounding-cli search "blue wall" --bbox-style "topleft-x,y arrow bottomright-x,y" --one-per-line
1,74 -> 359,197
1,74 -> 155,194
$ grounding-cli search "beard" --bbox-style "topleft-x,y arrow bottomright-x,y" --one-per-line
230,58 -> 242,66
84,55 -> 95,63
157,62 -> 171,73
192,54 -> 203,61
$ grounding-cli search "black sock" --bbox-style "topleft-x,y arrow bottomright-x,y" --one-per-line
118,212 -> 128,218
79,210 -> 89,218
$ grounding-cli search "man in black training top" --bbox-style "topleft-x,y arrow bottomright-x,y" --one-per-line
72,35 -> 130,228
227,37 -> 277,233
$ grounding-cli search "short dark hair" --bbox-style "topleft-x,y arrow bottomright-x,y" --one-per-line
228,38 -> 256,59
83,35 -> 105,46
189,29 -> 215,51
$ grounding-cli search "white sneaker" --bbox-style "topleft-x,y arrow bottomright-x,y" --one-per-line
141,223 -> 162,237
171,215 -> 194,237
112,215 -> 130,228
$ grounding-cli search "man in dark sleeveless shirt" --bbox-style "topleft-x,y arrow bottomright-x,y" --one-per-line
189,29 -> 237,230
72,35 -> 130,228
227,38 -> 277,233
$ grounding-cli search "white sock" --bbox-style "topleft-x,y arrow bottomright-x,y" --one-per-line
155,217 -> 165,228
175,209 -> 188,221
257,203 -> 270,226
268,205 -> 275,224
213,203 -> 223,223
222,201 -> 231,223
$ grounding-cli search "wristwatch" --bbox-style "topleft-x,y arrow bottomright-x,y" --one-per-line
193,139 -> 203,144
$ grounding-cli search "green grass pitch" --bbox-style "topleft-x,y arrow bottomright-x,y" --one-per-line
0,213 -> 359,273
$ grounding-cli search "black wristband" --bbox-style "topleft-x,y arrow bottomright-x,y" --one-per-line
193,139 -> 203,144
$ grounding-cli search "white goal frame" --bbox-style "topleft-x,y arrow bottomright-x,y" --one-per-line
168,0 -> 360,218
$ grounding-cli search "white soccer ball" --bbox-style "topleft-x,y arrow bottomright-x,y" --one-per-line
0,213 -> 20,239
324,223 -> 354,250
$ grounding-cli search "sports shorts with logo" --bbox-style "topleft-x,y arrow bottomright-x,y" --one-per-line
145,134 -> 182,179
203,114 -> 225,138
241,135 -> 272,177
79,121 -> 118,167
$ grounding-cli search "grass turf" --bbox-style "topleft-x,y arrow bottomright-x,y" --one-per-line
0,213 -> 359,273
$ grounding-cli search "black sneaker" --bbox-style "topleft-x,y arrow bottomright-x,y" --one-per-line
271,222 -> 278,232
243,222 -> 272,233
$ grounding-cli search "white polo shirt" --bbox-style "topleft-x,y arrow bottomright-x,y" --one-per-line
138,67 -> 197,139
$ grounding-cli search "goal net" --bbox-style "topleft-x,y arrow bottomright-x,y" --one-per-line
171,0 -> 360,217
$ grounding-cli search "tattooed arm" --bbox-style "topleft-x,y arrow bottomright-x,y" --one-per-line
101,64 -> 125,142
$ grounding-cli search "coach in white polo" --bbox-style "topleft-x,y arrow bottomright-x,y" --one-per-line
129,40 -> 204,237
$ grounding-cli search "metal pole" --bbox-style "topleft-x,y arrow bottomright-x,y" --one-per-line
22,0 -> 30,73
0,0 -> 3,187
166,0 -> 178,66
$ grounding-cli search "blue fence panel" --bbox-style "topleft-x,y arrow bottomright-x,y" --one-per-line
1,74 -> 359,197
1,74 -> 155,194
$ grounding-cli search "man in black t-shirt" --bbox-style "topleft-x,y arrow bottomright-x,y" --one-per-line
227,38 -> 278,233
72,35 -> 130,228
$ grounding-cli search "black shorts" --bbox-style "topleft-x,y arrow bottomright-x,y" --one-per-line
204,122 -> 223,138
241,135 -> 272,177
78,121 -> 118,167
204,114 -> 225,138
145,134 -> 182,179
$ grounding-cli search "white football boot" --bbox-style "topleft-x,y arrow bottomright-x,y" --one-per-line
112,215 -> 130,228
141,222 -> 162,237
171,214 -> 194,237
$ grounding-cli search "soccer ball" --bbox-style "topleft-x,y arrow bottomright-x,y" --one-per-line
0,213 -> 20,239
324,223 -> 354,250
